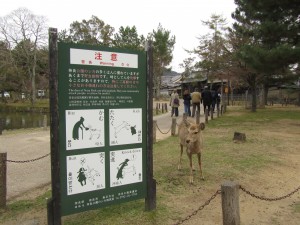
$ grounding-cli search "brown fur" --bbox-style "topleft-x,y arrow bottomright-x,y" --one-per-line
178,117 -> 205,183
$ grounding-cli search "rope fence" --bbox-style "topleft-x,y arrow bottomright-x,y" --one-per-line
0,152 -> 50,208
171,181 -> 300,225
153,103 -> 227,143
5,153 -> 50,163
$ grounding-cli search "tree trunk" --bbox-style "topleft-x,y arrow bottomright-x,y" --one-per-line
251,88 -> 257,112
248,73 -> 257,112
263,84 -> 269,105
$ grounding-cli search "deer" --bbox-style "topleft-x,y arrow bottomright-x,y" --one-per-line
178,116 -> 205,184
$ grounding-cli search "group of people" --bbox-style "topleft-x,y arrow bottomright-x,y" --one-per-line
170,86 -> 221,117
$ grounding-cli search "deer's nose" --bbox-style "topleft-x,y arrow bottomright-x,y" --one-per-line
186,139 -> 190,144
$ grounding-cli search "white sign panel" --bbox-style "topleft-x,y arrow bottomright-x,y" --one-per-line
66,109 -> 105,150
70,48 -> 138,68
109,108 -> 142,146
110,148 -> 143,187
67,152 -> 105,195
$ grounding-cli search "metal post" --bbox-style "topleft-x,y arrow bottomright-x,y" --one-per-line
221,181 -> 240,225
0,152 -> 7,208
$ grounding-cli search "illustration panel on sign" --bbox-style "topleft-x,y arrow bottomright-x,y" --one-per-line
67,152 -> 105,195
66,109 -> 104,150
110,148 -> 142,187
109,108 -> 142,146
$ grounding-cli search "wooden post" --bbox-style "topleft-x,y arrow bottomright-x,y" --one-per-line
153,120 -> 157,143
156,105 -> 159,115
221,105 -> 224,115
0,152 -> 7,208
221,181 -> 240,225
43,114 -> 47,130
48,27 -> 62,225
165,103 -> 168,112
0,118 -> 3,135
145,41 -> 156,211
210,107 -> 214,120
195,110 -> 200,124
205,109 -> 208,124
171,118 -> 176,136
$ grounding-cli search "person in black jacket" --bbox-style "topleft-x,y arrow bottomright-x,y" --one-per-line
201,86 -> 212,116
182,88 -> 192,116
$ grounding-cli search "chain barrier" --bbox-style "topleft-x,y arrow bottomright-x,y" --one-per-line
173,189 -> 221,225
156,123 -> 172,134
4,153 -> 50,163
240,185 -> 300,201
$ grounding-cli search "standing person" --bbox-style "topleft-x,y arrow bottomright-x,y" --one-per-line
201,86 -> 212,116
191,87 -> 201,117
211,89 -> 217,113
169,89 -> 180,117
183,88 -> 192,116
216,89 -> 221,111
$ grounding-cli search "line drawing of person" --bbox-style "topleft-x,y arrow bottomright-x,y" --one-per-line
77,167 -> 87,186
116,159 -> 129,180
72,116 -> 89,140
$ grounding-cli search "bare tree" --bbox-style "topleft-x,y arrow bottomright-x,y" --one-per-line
0,7 -> 48,104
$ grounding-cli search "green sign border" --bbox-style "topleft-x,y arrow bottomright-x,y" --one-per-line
57,43 -> 147,216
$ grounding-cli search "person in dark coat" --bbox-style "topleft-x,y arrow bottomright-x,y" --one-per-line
182,89 -> 192,116
211,89 -> 217,113
201,86 -> 212,116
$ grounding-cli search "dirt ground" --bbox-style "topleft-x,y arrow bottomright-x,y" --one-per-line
1,105 -> 299,225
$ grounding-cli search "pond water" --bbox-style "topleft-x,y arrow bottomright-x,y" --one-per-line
0,112 -> 50,130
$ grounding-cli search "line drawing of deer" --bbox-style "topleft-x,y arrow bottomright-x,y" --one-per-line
114,121 -> 130,138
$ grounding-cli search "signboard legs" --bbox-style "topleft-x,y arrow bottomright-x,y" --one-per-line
48,27 -> 62,225
145,42 -> 156,211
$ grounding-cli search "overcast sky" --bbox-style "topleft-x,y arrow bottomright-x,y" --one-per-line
1,0 -> 237,72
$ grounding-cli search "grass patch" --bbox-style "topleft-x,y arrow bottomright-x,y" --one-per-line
294,202 -> 300,213
0,99 -> 49,108
0,190 -> 51,221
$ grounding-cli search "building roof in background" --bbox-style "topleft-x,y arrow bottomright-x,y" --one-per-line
160,70 -> 228,90
161,70 -> 182,88
181,71 -> 207,84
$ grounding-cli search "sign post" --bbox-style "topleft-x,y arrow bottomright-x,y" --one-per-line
48,27 -> 155,221
145,42 -> 156,211
48,27 -> 61,225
